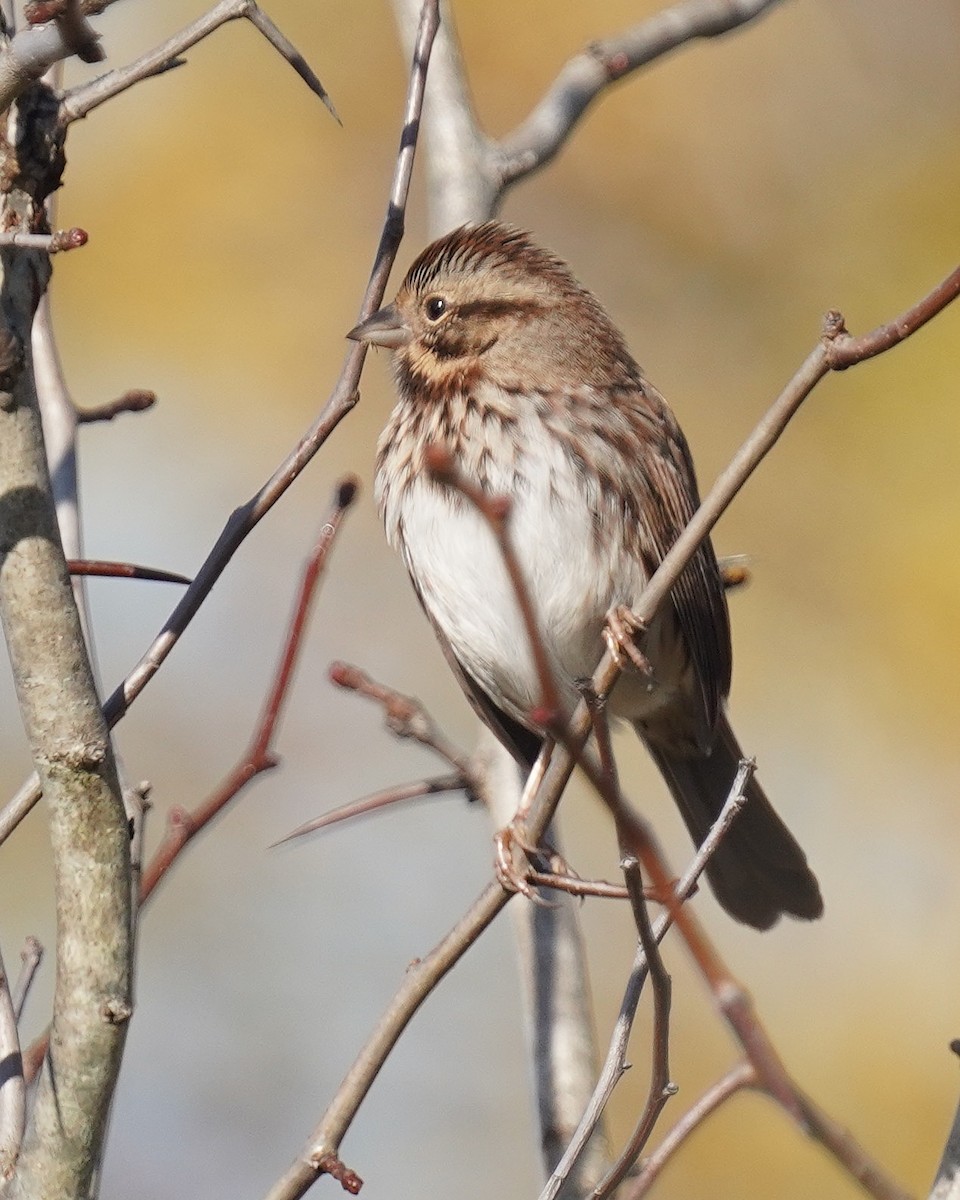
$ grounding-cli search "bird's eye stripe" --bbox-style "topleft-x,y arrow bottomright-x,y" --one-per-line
455,299 -> 546,320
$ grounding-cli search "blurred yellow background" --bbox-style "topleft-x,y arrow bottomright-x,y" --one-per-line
0,2 -> 957,1197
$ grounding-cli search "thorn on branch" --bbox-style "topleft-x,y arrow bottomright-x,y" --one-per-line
66,559 -> 191,585
274,773 -> 467,847
61,0 -> 339,125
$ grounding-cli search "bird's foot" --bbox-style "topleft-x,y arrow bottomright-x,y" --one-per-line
494,822 -> 568,903
603,605 -> 652,675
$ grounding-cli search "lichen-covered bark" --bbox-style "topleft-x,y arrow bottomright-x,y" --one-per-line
0,84 -> 132,1200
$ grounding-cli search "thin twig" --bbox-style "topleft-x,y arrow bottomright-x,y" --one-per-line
0,944 -> 25,1180
539,767 -> 746,1200
22,479 -> 357,1085
525,872 -> 630,901
60,0 -> 337,124
0,228 -> 87,253
328,661 -> 474,776
495,0 -> 784,190
138,477 -> 357,904
627,1063 -> 757,1198
265,882 -> 510,1200
520,267 -> 960,932
666,884 -> 913,1200
66,559 -> 190,585
597,855 -> 675,1196
0,0 -> 440,848
825,270 -> 960,364
274,773 -> 467,847
76,389 -> 155,423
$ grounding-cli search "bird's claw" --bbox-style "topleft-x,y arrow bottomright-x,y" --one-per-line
494,824 -> 568,905
603,605 -> 652,675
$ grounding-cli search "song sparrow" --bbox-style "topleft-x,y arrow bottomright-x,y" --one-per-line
348,221 -> 822,930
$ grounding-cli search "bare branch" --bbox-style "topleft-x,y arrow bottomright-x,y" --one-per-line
76,388 -> 155,423
674,899 -> 912,1200
824,266 -> 960,366
66,559 -> 190,585
524,871 -> 630,901
627,1063 -> 757,1198
93,0 -> 435,740
138,477 -> 357,905
495,0 -> 785,189
0,943 -> 25,1180
265,880 -> 511,1200
0,228 -> 87,253
0,777 -> 46,850
0,91 -> 130,1200
0,0 -> 438,862
60,0 -> 337,125
540,767 -> 747,1200
0,9 -> 97,111
599,855 -> 675,1194
328,661 -> 474,776
24,1 -> 102,62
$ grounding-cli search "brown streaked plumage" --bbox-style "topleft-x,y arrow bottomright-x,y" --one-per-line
349,221 -> 822,930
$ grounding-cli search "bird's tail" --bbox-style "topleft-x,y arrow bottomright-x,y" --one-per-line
637,713 -> 823,930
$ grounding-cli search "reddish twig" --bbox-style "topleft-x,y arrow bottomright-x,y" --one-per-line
525,871 -> 630,901
825,266 -> 960,366
76,389 -> 156,423
328,661 -> 473,777
138,477 -> 357,904
616,833 -> 912,1200
66,559 -> 190,585
311,1153 -> 361,1196
274,773 -> 467,847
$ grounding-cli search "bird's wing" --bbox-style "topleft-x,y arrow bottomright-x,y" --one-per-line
628,379 -> 732,731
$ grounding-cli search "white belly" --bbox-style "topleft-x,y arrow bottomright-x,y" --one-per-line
379,413 -> 685,727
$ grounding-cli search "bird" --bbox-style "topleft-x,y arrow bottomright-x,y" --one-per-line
348,220 -> 822,930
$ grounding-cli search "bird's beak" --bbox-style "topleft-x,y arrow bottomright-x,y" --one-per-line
346,304 -> 411,350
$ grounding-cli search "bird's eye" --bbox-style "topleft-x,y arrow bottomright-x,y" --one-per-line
424,296 -> 447,321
